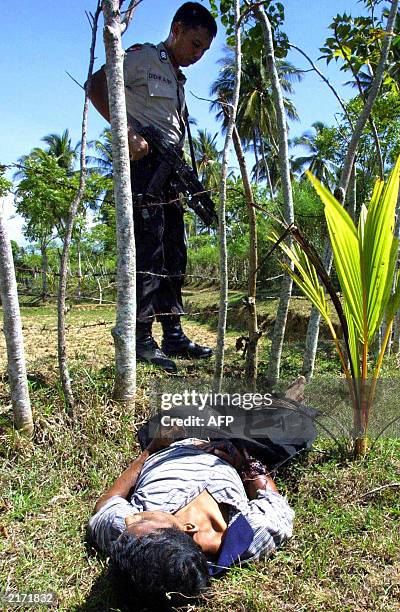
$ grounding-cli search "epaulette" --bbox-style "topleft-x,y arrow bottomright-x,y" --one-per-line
126,42 -> 156,53
126,44 -> 143,53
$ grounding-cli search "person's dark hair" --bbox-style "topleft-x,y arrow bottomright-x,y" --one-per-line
172,2 -> 218,38
111,527 -> 210,604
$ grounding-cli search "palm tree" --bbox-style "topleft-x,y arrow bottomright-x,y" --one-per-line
87,128 -> 113,178
210,46 -> 302,185
41,129 -> 78,173
193,129 -> 222,193
252,137 -> 299,193
86,129 -> 115,251
291,121 -> 340,188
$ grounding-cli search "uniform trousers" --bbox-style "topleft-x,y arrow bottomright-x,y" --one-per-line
130,151 -> 187,323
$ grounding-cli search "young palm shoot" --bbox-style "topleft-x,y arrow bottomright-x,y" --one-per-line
270,156 -> 400,456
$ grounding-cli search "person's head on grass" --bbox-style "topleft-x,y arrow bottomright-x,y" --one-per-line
110,493 -> 230,602
111,526 -> 209,604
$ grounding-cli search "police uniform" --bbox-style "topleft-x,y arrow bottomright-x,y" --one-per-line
124,42 -> 187,325
123,42 -> 212,368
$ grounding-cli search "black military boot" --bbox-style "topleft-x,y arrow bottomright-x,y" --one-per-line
136,321 -> 177,373
161,316 -> 213,359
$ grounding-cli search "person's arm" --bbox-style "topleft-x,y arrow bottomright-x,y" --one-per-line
93,447 -> 152,514
87,67 -> 110,122
93,425 -> 183,514
87,67 -> 149,161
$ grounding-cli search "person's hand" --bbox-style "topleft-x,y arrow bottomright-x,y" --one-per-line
127,128 -> 149,161
146,424 -> 186,454
243,474 -> 278,499
199,440 -> 243,470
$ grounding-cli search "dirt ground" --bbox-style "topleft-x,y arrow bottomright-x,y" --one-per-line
0,304 -> 236,377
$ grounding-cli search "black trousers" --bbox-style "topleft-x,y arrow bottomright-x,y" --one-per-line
130,152 -> 187,323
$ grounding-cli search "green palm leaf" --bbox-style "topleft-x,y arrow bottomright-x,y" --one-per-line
306,172 -> 364,338
363,156 -> 400,340
270,232 -> 331,323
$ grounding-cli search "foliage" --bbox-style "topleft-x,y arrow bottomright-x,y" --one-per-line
271,157 -> 400,455
209,0 -> 289,56
193,128 -> 222,193
319,8 -> 400,95
186,178 -> 282,287
15,151 -> 106,247
291,180 -> 327,253
41,129 -> 79,172
291,121 -> 340,188
0,168 -> 12,197
210,43 -> 301,149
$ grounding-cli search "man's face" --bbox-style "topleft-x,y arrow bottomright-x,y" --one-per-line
125,509 -> 225,558
170,24 -> 213,68
125,510 -> 180,537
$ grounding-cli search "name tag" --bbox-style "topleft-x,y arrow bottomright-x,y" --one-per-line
148,72 -> 175,98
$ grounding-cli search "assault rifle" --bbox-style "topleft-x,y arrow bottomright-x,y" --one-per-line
128,115 -> 218,227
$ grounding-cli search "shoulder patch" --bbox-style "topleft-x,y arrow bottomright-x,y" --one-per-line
126,44 -> 143,53
159,49 -> 168,62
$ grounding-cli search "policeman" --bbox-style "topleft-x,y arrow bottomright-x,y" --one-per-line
88,3 -> 217,373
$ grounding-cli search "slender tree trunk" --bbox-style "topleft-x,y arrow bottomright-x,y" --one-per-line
347,163 -> 357,222
253,129 -> 259,183
0,198 -> 33,434
301,0 -> 399,382
76,238 -> 82,302
255,6 -> 295,386
97,276 -> 103,306
259,132 -> 274,200
103,0 -> 136,403
232,127 -> 259,389
40,241 -> 48,299
57,4 -> 101,413
213,0 -> 241,392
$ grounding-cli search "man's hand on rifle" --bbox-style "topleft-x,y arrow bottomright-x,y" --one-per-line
128,126 -> 149,161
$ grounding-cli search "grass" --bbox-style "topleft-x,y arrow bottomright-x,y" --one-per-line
0,302 -> 399,611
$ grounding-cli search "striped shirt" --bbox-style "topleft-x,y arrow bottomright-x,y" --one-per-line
89,439 -> 294,561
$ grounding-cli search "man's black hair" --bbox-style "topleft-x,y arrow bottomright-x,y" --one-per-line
111,527 -> 210,604
172,2 -> 218,38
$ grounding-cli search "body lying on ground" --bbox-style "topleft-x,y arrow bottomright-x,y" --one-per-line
88,435 -> 295,605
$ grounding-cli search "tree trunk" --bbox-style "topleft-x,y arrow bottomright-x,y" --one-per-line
0,198 -> 33,434
97,276 -> 103,306
57,3 -> 101,414
103,0 -> 136,403
259,131 -> 274,200
301,0 -> 399,383
255,6 -> 295,386
213,0 -> 241,393
40,241 -> 48,299
347,163 -> 357,222
232,127 -> 259,390
76,238 -> 82,302
253,129 -> 259,183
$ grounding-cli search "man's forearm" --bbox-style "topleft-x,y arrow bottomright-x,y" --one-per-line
93,448 -> 151,514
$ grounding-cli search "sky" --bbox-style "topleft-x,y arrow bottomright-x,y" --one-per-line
0,0 -> 372,243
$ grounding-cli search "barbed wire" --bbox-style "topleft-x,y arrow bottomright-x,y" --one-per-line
14,264 -> 284,284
